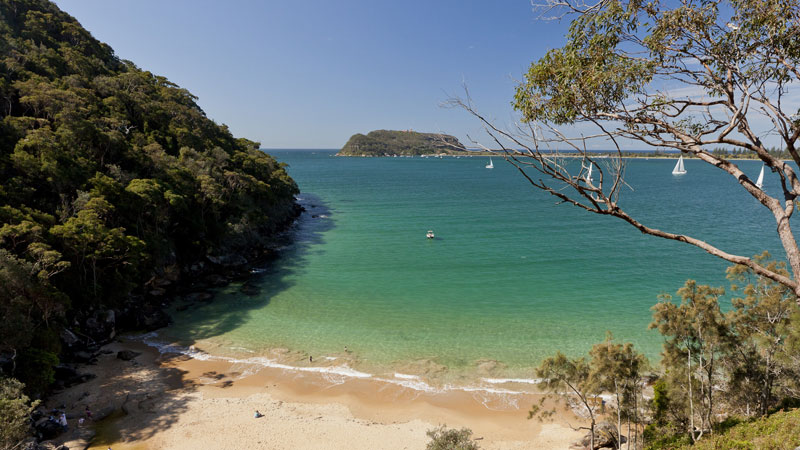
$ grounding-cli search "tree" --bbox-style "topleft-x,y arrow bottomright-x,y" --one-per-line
0,377 -> 38,450
451,0 -> 800,301
536,352 -> 601,449
650,281 -> 729,442
725,252 -> 797,416
589,333 -> 647,449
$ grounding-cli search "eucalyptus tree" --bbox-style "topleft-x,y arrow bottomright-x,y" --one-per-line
451,0 -> 800,300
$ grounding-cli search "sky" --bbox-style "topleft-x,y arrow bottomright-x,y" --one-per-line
52,0 -> 571,149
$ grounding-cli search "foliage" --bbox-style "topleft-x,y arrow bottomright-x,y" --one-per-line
589,332 -> 648,447
669,408 -> 800,450
0,377 -> 38,450
338,130 -> 467,156
425,426 -> 480,450
725,252 -> 797,416
650,280 -> 729,441
0,0 -> 298,394
534,351 -> 601,448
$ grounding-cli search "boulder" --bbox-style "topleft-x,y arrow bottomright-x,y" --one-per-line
116,350 -> 141,361
62,427 -> 96,450
570,422 -> 626,450
54,364 -> 79,381
72,351 -> 93,363
59,329 -> 81,348
34,418 -> 64,440
141,308 -> 171,330
91,405 -> 115,421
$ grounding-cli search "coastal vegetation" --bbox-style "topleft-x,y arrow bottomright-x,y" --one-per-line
0,0 -> 298,409
425,426 -> 481,450
338,130 -> 468,156
528,254 -> 800,449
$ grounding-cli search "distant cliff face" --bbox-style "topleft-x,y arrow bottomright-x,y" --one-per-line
338,130 -> 468,156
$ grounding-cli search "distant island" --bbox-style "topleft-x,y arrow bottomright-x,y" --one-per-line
338,130 -> 470,156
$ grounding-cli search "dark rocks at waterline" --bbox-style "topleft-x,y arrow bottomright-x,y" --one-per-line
184,291 -> 214,302
53,364 -> 96,388
116,350 -> 141,361
206,253 -> 248,268
115,302 -> 172,331
570,422 -> 626,450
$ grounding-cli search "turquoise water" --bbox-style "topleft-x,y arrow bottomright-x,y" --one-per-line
161,150 -> 786,384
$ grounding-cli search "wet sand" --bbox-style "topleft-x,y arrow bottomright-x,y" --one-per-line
46,339 -> 584,449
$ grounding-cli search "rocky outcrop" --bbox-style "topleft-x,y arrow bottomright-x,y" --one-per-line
570,422 -> 626,450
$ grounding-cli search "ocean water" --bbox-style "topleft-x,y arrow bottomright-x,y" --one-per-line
157,150 -> 787,386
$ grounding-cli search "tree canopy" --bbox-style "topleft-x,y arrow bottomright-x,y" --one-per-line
0,0 -> 298,393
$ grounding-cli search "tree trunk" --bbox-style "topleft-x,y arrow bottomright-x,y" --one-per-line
688,347 -> 696,443
616,379 -> 622,450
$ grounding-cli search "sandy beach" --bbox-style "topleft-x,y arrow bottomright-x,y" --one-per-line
43,339 -> 585,450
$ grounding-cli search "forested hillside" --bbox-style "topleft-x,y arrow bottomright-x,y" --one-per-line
0,0 -> 299,394
338,130 -> 468,156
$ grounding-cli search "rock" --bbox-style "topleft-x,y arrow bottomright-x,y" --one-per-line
185,292 -> 213,302
62,427 -> 96,450
141,308 -> 171,330
570,422 -> 626,450
72,351 -> 93,363
54,364 -> 79,381
206,253 -> 248,267
92,405 -> 115,421
34,418 -> 64,440
20,439 -> 62,450
148,288 -> 166,296
59,329 -> 81,348
104,309 -> 115,325
116,350 -> 141,361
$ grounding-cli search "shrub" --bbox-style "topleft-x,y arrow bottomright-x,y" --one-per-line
426,425 -> 480,450
0,377 -> 39,449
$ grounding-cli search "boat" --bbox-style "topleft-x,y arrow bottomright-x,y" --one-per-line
756,165 -> 765,189
486,157 -> 494,169
426,230 -> 435,239
586,163 -> 594,183
672,155 -> 687,175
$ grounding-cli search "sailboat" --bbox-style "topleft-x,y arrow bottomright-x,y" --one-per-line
672,155 -> 687,175
756,165 -> 765,189
486,157 -> 494,169
586,163 -> 594,183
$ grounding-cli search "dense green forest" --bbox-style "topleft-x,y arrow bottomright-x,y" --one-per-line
0,0 -> 298,396
338,129 -> 468,156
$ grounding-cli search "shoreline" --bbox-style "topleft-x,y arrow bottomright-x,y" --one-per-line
136,331 -> 548,396
45,338 -> 584,449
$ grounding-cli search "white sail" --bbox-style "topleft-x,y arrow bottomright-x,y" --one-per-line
486,157 -> 494,169
756,165 -> 765,189
672,156 -> 686,175
586,163 -> 594,183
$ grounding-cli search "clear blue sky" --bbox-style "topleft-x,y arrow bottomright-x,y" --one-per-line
53,0 -> 570,149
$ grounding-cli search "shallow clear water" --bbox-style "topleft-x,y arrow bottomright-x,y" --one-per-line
160,150 -> 787,384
